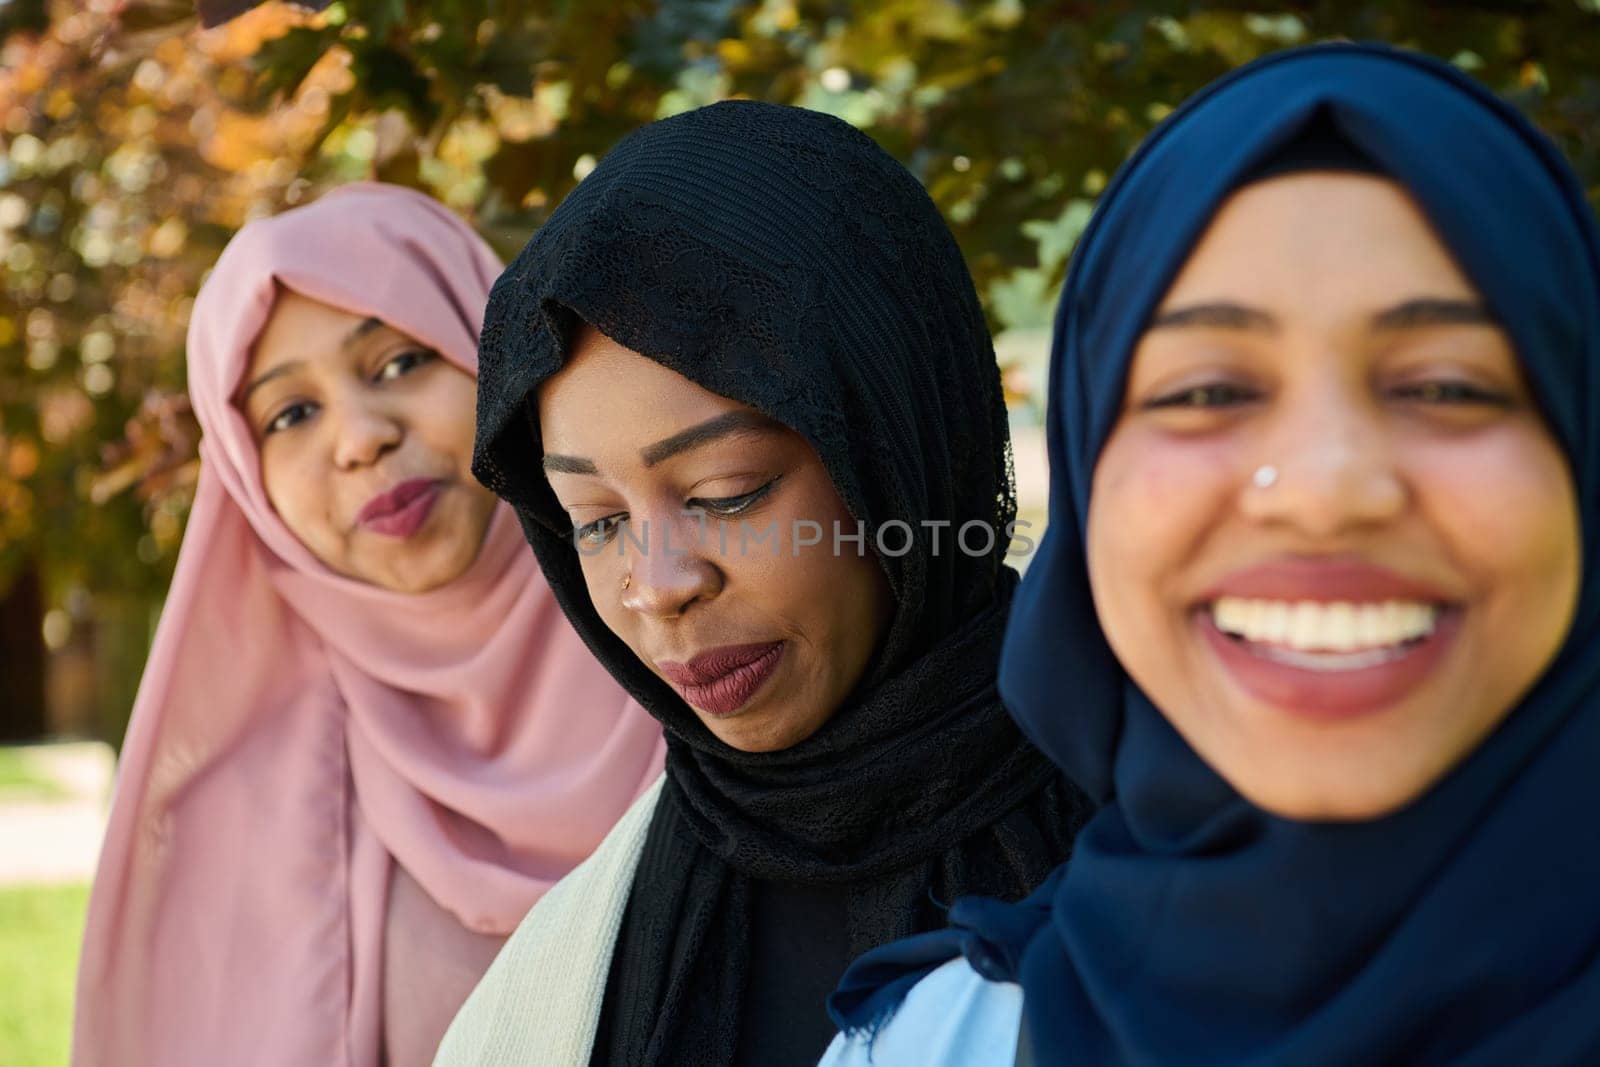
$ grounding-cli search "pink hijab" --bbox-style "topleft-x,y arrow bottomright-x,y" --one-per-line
73,183 -> 665,1066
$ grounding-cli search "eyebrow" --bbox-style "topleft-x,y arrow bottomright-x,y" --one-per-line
542,410 -> 783,476
1148,302 -> 1277,332
239,318 -> 386,405
239,360 -> 303,405
343,316 -> 385,350
1147,297 -> 1496,335
542,452 -> 600,475
1370,298 -> 1494,330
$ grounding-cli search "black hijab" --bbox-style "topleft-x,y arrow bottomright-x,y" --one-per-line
473,100 -> 1090,1064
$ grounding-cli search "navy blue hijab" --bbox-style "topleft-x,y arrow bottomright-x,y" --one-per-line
832,43 -> 1600,1065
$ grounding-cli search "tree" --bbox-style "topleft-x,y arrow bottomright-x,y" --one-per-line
3,0 -> 1597,742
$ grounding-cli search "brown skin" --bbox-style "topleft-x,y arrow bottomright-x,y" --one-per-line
537,326 -> 895,753
1086,173 -> 1581,820
238,289 -> 498,593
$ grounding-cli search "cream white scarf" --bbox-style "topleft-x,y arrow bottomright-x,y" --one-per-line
433,775 -> 664,1066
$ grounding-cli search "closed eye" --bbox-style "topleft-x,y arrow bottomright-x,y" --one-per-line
570,477 -> 782,548
574,513 -> 627,548
1390,380 -> 1514,408
686,477 -> 781,518
1140,383 -> 1263,410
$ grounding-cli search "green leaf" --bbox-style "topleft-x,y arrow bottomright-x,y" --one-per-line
250,26 -> 341,103
350,42 -> 440,125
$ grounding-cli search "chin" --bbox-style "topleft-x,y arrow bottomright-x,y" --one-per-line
1176,675 -> 1460,824
369,545 -> 479,594
703,717 -> 788,754
1229,767 -> 1432,823
703,705 -> 827,754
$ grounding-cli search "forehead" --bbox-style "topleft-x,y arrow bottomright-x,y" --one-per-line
537,328 -> 766,450
245,289 -> 388,379
1164,173 -> 1475,305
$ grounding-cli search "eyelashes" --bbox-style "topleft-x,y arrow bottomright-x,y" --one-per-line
1140,383 -> 1263,411
571,476 -> 783,548
375,348 -> 436,381
1138,379 -> 1515,412
1387,381 -> 1514,408
572,515 -> 622,547
688,476 -> 783,518
259,348 -> 438,437
265,400 -> 317,436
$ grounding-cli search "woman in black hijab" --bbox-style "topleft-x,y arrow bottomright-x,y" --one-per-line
434,100 -> 1090,1066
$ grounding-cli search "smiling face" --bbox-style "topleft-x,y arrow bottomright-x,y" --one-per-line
537,325 -> 894,752
1085,173 -> 1581,820
238,289 -> 498,593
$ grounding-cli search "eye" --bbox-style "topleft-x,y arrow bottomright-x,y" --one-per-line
376,348 -> 437,382
1389,380 -> 1514,408
265,401 -> 317,436
573,513 -> 627,548
1140,382 -> 1263,410
686,476 -> 781,518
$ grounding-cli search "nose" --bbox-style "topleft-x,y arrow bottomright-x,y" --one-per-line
331,399 -> 402,470
620,511 -> 724,619
1240,387 -> 1406,537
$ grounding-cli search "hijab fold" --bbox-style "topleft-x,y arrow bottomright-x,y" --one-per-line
832,43 -> 1600,1065
473,101 -> 1091,1064
74,183 -> 665,1067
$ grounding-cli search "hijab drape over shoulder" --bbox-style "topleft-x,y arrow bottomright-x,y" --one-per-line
832,43 -> 1600,1065
74,183 -> 665,1067
473,101 -> 1091,1064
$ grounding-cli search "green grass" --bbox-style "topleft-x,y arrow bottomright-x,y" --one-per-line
0,883 -> 89,1066
0,750 -> 69,801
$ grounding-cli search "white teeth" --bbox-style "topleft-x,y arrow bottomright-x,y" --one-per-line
1211,597 -> 1437,652
1256,643 -> 1411,673
1289,602 -> 1321,648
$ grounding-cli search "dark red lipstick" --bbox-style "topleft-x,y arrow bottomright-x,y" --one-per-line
657,642 -> 786,717
356,478 -> 442,539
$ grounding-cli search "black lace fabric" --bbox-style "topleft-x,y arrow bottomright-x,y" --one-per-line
473,100 -> 1092,1065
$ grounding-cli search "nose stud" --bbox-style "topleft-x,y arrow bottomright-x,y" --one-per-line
1252,464 -> 1278,489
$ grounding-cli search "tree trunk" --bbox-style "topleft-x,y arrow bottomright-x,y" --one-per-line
0,561 -> 48,741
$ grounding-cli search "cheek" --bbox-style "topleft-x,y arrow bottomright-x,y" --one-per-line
745,476 -> 888,658
1087,426 -> 1240,634
259,441 -> 333,547
410,371 -> 498,545
457,477 -> 500,536
577,556 -> 630,637
413,370 -> 482,465
1407,425 -> 1580,637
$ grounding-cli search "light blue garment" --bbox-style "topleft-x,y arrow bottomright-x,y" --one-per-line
818,958 -> 1023,1066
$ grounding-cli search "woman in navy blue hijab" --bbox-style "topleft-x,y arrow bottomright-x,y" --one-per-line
823,42 -> 1600,1066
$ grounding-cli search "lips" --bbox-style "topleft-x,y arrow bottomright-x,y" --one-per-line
1198,558 -> 1454,605
657,642 -> 786,717
356,478 -> 443,539
1197,559 -> 1463,720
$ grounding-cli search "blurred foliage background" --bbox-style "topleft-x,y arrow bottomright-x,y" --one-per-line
2,0 -> 1599,745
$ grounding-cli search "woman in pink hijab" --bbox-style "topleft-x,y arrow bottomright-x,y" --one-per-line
72,182 -> 666,1067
